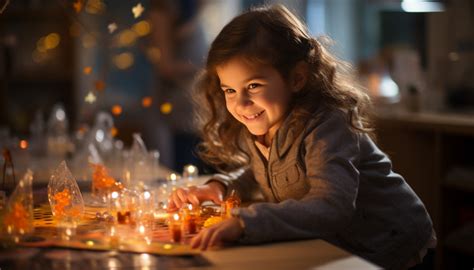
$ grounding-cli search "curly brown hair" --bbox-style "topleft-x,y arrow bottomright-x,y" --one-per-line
193,4 -> 373,172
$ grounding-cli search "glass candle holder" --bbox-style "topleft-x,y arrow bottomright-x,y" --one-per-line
116,189 -> 138,225
181,204 -> 199,235
168,213 -> 182,243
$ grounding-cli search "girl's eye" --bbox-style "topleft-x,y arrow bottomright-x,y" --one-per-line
248,83 -> 260,90
223,88 -> 236,94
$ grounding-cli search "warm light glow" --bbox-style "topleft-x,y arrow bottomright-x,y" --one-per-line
36,37 -> 47,53
108,23 -> 118,34
111,105 -> 122,116
168,173 -> 178,181
132,20 -> 151,36
160,102 -> 172,114
118,30 -> 137,47
142,96 -> 152,108
83,66 -> 92,74
113,52 -> 134,69
111,191 -> 119,199
163,243 -> 173,250
139,225 -> 146,234
132,3 -> 144,18
44,33 -> 60,50
110,127 -> 118,137
143,191 -> 151,200
84,91 -> 96,104
86,240 -> 94,246
173,213 -> 180,221
19,140 -> 28,149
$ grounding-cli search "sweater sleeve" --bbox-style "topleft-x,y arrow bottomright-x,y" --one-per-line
238,112 -> 360,244
206,167 -> 262,202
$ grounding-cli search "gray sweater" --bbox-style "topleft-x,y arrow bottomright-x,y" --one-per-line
212,109 -> 434,270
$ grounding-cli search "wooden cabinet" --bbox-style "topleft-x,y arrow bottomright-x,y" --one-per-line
375,111 -> 474,270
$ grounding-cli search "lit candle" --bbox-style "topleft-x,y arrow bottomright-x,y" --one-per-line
184,204 -> 198,234
223,190 -> 241,219
183,164 -> 198,178
169,213 -> 182,243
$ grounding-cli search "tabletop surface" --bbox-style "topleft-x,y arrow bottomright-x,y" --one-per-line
0,176 -> 379,270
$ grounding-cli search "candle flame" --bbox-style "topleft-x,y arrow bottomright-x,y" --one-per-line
173,213 -> 179,221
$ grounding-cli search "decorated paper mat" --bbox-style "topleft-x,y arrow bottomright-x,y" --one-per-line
17,204 -> 200,256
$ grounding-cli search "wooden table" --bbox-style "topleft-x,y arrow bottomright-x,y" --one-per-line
203,239 -> 379,270
0,239 -> 378,270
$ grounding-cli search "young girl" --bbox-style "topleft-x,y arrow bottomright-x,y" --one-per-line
168,5 -> 435,269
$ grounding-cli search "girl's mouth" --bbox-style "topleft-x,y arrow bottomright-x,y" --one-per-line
242,110 -> 264,120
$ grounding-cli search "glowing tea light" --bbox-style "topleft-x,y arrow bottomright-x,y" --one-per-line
86,240 -> 95,246
143,191 -> 151,200
19,140 -> 28,150
168,173 -> 178,182
110,225 -> 116,236
153,211 -> 168,220
169,213 -> 182,243
183,204 -> 198,235
139,225 -> 146,234
183,164 -> 198,178
163,243 -> 173,250
110,191 -> 119,199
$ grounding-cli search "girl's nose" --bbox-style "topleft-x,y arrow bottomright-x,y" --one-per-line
236,92 -> 253,107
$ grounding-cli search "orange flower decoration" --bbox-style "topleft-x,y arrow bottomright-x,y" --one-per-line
53,188 -> 72,218
91,164 -> 123,195
4,202 -> 29,232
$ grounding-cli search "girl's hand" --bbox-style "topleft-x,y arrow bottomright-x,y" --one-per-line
190,217 -> 244,250
168,181 -> 225,211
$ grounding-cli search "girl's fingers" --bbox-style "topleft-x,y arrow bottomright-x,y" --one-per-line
176,189 -> 188,204
167,198 -> 177,211
208,228 -> 223,248
188,193 -> 200,206
190,231 -> 203,249
212,193 -> 224,204
199,228 -> 215,250
171,192 -> 182,208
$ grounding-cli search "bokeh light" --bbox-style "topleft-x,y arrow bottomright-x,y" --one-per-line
142,96 -> 152,108
113,52 -> 134,69
111,105 -> 122,116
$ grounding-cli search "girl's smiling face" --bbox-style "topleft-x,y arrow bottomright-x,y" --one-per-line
217,57 -> 293,145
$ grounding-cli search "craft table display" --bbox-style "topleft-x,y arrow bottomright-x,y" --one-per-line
0,161 -> 238,257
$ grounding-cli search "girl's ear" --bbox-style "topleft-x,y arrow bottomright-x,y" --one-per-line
290,61 -> 309,93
